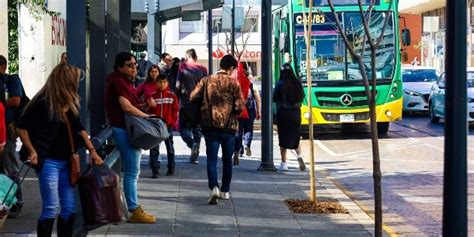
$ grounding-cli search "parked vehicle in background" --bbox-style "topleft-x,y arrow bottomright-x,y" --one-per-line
429,68 -> 474,123
402,66 -> 439,112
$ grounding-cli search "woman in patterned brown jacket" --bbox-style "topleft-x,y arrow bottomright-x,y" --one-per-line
190,55 -> 244,205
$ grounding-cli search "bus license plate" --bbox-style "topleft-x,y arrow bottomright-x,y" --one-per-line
340,114 -> 355,122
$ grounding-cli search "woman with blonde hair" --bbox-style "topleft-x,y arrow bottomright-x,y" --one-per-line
17,63 -> 103,236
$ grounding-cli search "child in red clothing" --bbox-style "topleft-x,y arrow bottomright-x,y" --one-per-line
146,74 -> 179,177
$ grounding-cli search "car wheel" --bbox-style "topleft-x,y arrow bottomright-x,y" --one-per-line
429,102 -> 440,123
377,122 -> 389,134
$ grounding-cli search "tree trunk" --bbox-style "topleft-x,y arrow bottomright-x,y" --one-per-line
370,48 -> 383,237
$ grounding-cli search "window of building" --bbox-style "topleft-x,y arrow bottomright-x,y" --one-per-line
180,16 -> 204,33
238,16 -> 259,33
212,15 -> 259,33
212,17 -> 224,33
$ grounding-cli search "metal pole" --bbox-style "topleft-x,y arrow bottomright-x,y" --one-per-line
443,0 -> 467,236
67,0 -> 87,129
119,0 -> 131,53
231,0 -> 235,56
89,0 -> 106,137
208,10 -> 213,73
154,15 -> 162,58
67,2 -> 87,234
258,0 -> 276,171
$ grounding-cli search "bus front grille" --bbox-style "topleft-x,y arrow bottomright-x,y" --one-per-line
315,91 -> 375,107
321,112 -> 370,122
319,100 -> 368,107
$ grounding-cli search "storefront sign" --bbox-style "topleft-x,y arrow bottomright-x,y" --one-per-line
51,15 -> 66,46
212,48 -> 261,59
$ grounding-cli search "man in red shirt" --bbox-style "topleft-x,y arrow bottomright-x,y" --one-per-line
176,49 -> 208,164
104,52 -> 156,224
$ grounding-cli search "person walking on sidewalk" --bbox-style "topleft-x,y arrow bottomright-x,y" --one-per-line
0,54 -> 28,218
233,62 -> 261,165
146,74 -> 179,178
16,63 -> 104,236
242,76 -> 261,157
273,63 -> 306,172
232,61 -> 250,166
190,55 -> 244,204
105,52 -> 156,223
176,49 -> 208,164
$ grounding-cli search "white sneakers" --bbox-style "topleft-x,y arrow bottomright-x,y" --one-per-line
208,187 -> 231,204
278,162 -> 289,171
278,157 -> 306,172
220,192 -> 230,200
208,186 -> 220,205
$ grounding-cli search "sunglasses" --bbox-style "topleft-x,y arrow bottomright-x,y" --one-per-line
125,62 -> 138,68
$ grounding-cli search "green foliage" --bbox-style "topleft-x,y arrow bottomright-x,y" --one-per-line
7,0 -> 19,73
7,0 -> 60,73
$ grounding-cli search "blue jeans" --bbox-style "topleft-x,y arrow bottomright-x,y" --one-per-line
179,116 -> 202,149
112,127 -> 142,211
204,130 -> 235,192
234,118 -> 255,153
149,126 -> 175,171
37,158 -> 75,220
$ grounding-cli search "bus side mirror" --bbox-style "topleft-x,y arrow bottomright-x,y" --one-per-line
402,29 -> 411,46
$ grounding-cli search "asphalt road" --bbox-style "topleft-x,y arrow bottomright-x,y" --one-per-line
299,114 -> 474,236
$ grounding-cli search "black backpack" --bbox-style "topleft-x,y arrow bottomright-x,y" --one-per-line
245,83 -> 256,111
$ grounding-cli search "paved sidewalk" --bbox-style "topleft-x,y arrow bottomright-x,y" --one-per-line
1,132 -> 378,236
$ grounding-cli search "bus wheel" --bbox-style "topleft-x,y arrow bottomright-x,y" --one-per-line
377,122 -> 390,134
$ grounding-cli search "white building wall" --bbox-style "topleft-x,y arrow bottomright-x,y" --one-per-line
18,1 -> 66,97
0,0 -> 7,60
163,7 -> 263,76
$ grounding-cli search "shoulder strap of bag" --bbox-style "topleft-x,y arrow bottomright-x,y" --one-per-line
64,115 -> 76,154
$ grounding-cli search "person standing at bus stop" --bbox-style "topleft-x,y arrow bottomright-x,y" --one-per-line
0,55 -> 27,218
273,63 -> 306,172
105,52 -> 156,223
17,63 -> 103,236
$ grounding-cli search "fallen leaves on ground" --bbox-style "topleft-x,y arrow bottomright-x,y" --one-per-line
285,199 -> 349,214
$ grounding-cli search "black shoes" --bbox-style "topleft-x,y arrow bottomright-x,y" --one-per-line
8,204 -> 22,218
166,167 -> 174,176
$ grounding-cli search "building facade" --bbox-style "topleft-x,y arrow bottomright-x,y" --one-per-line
162,5 -> 262,76
400,0 -> 474,71
17,1 -> 67,97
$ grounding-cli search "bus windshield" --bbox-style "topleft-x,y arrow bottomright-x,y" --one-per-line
295,11 -> 395,82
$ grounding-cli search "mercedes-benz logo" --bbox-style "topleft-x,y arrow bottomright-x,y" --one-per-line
340,94 -> 353,106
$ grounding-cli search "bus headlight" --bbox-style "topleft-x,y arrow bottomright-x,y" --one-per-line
304,112 -> 311,119
385,110 -> 392,117
390,94 -> 395,99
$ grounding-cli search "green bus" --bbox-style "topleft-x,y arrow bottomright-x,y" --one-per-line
272,0 -> 405,133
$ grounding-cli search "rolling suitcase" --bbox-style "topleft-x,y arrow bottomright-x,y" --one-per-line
0,161 -> 31,220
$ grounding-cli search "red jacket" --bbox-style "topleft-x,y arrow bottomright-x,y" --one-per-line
147,88 -> 179,127
236,62 -> 250,119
